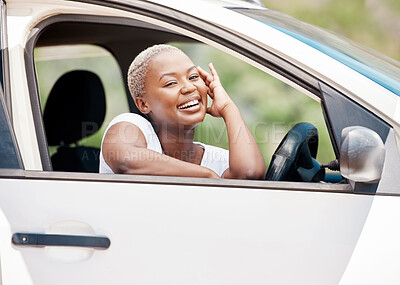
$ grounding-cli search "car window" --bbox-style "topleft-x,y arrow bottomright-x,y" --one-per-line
31,18 -> 337,181
34,44 -> 129,158
0,88 -> 21,169
36,41 -> 336,172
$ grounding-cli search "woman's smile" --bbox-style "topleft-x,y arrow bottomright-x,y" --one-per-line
177,97 -> 201,111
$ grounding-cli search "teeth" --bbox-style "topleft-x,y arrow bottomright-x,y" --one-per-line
178,99 -> 199,109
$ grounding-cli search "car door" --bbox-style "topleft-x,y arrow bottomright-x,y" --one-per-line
1,0 -> 400,284
0,173 -> 375,285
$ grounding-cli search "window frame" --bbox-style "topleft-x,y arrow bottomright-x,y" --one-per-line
0,169 -> 354,193
0,0 -> 11,118
0,0 -> 23,170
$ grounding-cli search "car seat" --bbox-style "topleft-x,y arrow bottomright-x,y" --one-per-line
43,70 -> 106,172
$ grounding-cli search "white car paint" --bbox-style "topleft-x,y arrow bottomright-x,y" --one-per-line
0,178 -> 378,285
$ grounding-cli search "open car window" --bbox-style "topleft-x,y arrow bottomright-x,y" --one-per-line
30,14 -> 343,185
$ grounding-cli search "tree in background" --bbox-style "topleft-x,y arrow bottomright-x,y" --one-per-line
264,0 -> 399,61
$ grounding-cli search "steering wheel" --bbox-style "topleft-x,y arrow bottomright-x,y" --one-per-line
266,122 -> 325,182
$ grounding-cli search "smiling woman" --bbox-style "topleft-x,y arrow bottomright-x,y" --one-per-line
100,44 -> 266,179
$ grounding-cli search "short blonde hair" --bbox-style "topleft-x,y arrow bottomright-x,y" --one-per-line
127,44 -> 182,98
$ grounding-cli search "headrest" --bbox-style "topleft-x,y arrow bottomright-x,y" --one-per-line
44,70 -> 106,146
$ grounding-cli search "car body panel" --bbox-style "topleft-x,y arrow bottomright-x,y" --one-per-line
339,194 -> 400,284
0,175 -> 387,285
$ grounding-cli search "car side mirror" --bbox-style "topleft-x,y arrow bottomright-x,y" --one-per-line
340,126 -> 385,183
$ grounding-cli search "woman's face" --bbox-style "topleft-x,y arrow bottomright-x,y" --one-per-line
142,50 -> 208,131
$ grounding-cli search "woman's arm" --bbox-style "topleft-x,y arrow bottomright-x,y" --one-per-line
102,122 -> 220,178
198,64 -> 266,180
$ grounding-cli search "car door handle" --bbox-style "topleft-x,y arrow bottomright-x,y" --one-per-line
12,233 -> 110,249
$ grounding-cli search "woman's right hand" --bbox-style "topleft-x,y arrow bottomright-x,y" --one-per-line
198,64 -> 266,180
197,63 -> 235,118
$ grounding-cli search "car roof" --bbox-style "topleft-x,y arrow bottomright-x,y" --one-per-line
168,0 -> 265,9
233,8 -> 400,97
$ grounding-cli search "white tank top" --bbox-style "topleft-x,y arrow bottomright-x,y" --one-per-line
99,113 -> 229,176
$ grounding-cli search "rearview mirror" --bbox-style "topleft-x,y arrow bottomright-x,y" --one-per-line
340,126 -> 385,183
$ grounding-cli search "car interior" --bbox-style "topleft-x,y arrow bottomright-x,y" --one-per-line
43,70 -> 106,172
30,15 -> 340,183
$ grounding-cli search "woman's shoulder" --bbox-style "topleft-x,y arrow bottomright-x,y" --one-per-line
104,113 -> 156,138
107,113 -> 151,128
105,113 -> 161,153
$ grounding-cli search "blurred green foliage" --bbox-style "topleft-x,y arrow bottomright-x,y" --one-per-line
264,0 -> 399,61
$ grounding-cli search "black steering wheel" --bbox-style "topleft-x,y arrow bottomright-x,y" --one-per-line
266,122 -> 325,182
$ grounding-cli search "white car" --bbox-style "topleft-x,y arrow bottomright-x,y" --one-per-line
0,0 -> 399,284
